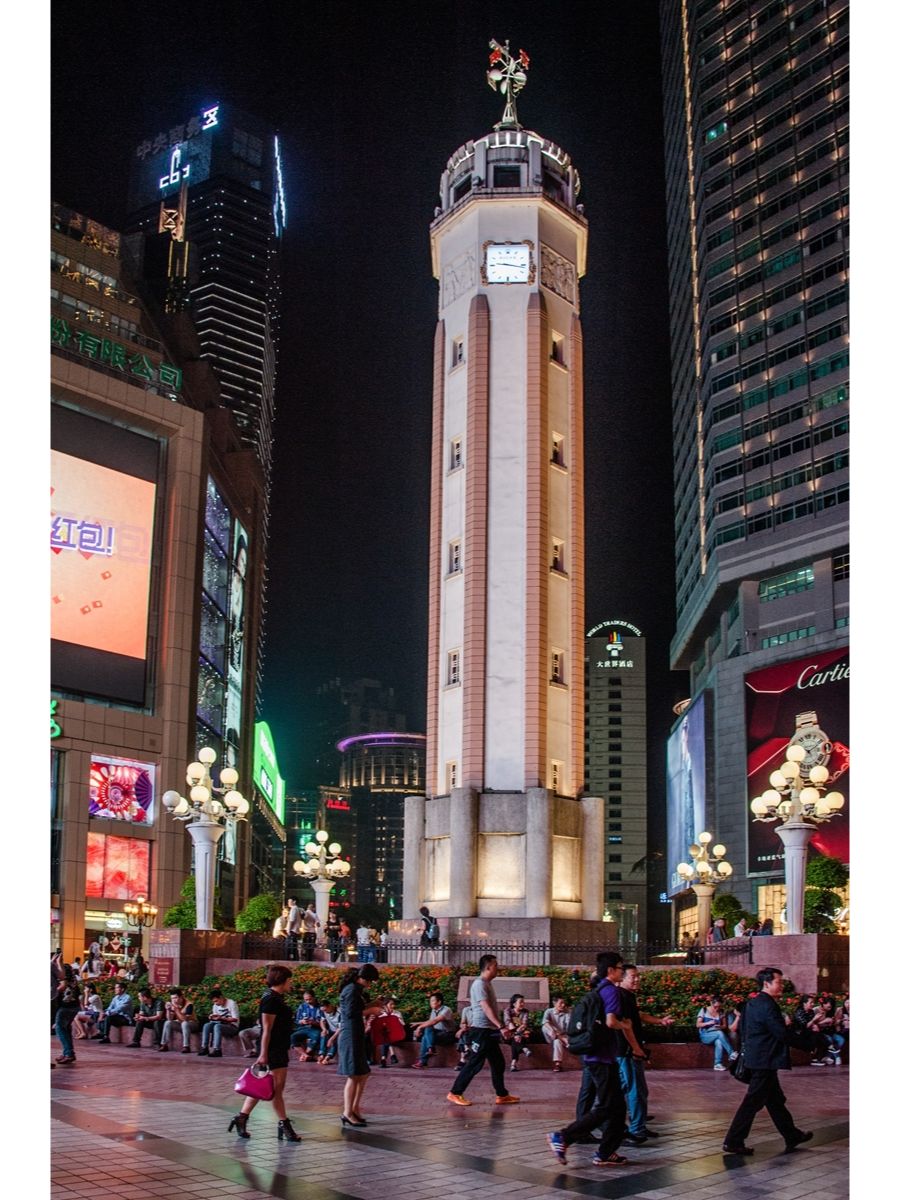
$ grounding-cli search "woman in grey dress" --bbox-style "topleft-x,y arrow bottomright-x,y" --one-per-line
337,963 -> 381,1127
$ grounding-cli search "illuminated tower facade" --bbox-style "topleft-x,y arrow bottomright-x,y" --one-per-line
403,45 -> 608,941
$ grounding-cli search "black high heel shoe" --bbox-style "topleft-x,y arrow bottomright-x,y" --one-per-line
228,1113 -> 250,1139
277,1118 -> 302,1142
341,1115 -> 366,1128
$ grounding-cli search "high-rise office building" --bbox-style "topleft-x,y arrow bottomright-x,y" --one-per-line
50,202 -> 266,954
126,103 -> 286,698
584,621 -> 647,942
659,1 -> 849,934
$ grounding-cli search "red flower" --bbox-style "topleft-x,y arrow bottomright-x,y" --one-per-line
519,49 -> 530,69
489,48 -> 503,64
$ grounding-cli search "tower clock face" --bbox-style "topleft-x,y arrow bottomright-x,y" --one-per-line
483,242 -> 533,284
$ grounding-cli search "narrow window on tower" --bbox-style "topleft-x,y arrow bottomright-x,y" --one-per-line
449,437 -> 463,471
451,336 -> 465,368
446,761 -> 458,791
551,433 -> 566,467
551,760 -> 564,791
551,539 -> 565,573
448,539 -> 462,575
551,649 -> 565,685
492,164 -> 521,188
447,649 -> 461,686
550,331 -> 566,366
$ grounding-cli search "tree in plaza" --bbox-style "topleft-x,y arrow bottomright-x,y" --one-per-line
711,892 -> 755,929
804,854 -> 849,934
235,892 -> 282,932
163,875 -> 226,930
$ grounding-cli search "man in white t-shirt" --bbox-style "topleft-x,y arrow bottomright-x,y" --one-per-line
447,955 -> 519,1106
198,988 -> 240,1056
285,898 -> 302,960
301,905 -> 320,961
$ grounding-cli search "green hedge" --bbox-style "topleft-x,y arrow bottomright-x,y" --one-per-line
84,962 -> 844,1031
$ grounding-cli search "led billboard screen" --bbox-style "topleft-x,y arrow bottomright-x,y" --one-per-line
89,756 -> 155,824
666,694 -> 707,896
745,647 -> 849,874
85,832 -> 150,899
51,407 -> 159,704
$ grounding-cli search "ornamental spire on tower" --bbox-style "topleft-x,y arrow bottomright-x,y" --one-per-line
486,39 -> 530,129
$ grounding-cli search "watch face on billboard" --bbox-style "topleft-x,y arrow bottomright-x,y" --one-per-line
89,755 -> 155,824
745,648 -> 849,874
51,407 -> 160,705
666,694 -> 707,896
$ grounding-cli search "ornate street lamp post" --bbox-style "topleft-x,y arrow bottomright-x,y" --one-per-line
750,745 -> 844,934
162,747 -> 250,930
293,830 -> 351,930
124,894 -> 159,930
676,832 -> 733,943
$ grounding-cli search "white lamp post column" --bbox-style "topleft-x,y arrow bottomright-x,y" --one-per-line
676,832 -> 732,944
188,819 -> 226,931
750,745 -> 844,936
776,820 -> 817,935
310,877 -> 336,930
162,747 -> 250,931
292,829 -> 351,931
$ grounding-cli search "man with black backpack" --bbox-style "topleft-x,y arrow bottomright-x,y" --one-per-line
547,951 -> 645,1168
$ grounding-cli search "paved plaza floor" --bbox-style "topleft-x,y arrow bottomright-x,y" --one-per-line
50,1041 -> 849,1199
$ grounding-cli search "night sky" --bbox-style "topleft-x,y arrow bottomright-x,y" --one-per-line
51,1 -> 687,826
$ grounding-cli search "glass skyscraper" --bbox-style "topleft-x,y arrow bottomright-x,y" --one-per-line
659,0 -> 849,932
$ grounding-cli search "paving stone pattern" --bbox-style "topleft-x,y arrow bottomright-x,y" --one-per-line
50,1040 -> 848,1199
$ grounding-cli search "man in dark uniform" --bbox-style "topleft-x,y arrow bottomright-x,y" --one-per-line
723,967 -> 814,1155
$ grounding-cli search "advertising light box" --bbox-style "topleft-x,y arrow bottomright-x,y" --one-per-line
666,694 -> 708,897
85,832 -> 150,900
253,721 -> 285,825
89,756 -> 155,824
745,647 -> 849,874
51,407 -> 160,705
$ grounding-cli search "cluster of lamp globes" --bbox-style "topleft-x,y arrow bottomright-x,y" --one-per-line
293,830 -> 351,880
750,744 -> 844,823
676,831 -> 733,884
124,894 -> 158,927
161,746 -> 250,821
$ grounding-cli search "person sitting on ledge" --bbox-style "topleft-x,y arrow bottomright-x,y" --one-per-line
503,994 -> 534,1072
128,987 -> 165,1047
696,996 -> 734,1070
541,995 -> 570,1072
411,991 -> 456,1068
198,987 -> 240,1056
290,990 -> 323,1062
96,981 -> 134,1042
159,988 -> 198,1053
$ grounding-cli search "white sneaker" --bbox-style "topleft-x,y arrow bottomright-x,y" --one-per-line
832,1055 -> 841,1065
714,1063 -> 727,1071
522,1048 -> 532,1057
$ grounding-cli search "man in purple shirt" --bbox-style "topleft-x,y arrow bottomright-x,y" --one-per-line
547,951 -> 645,1168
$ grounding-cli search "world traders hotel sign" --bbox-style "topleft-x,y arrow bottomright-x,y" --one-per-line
51,317 -> 183,394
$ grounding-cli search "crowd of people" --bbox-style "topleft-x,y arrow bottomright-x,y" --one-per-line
51,944 -> 844,1165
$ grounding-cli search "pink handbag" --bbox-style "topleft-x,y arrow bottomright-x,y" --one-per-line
234,1064 -> 275,1101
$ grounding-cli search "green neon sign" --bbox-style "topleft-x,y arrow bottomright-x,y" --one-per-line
51,317 -> 183,392
253,721 -> 285,824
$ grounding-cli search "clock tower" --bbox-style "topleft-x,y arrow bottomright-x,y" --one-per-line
402,43 -> 608,943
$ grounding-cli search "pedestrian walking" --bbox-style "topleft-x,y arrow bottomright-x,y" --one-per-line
618,965 -> 674,1145
54,976 -> 81,1065
337,963 -> 383,1127
722,967 -> 813,1155
446,954 -> 519,1107
416,906 -> 441,964
285,898 -> 302,960
546,951 -> 641,1168
228,964 -> 302,1143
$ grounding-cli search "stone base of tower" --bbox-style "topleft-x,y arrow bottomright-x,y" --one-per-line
387,916 -> 618,965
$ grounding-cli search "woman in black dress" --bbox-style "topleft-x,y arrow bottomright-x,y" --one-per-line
228,964 -> 301,1142
337,963 -> 381,1127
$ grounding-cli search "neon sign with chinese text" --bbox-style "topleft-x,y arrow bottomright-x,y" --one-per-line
51,317 -> 182,392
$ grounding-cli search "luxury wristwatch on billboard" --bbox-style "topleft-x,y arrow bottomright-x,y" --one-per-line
788,710 -> 833,777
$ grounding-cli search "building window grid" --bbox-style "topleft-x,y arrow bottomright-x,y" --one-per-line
447,649 -> 460,686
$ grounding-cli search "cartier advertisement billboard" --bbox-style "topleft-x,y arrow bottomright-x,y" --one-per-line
745,647 -> 849,875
